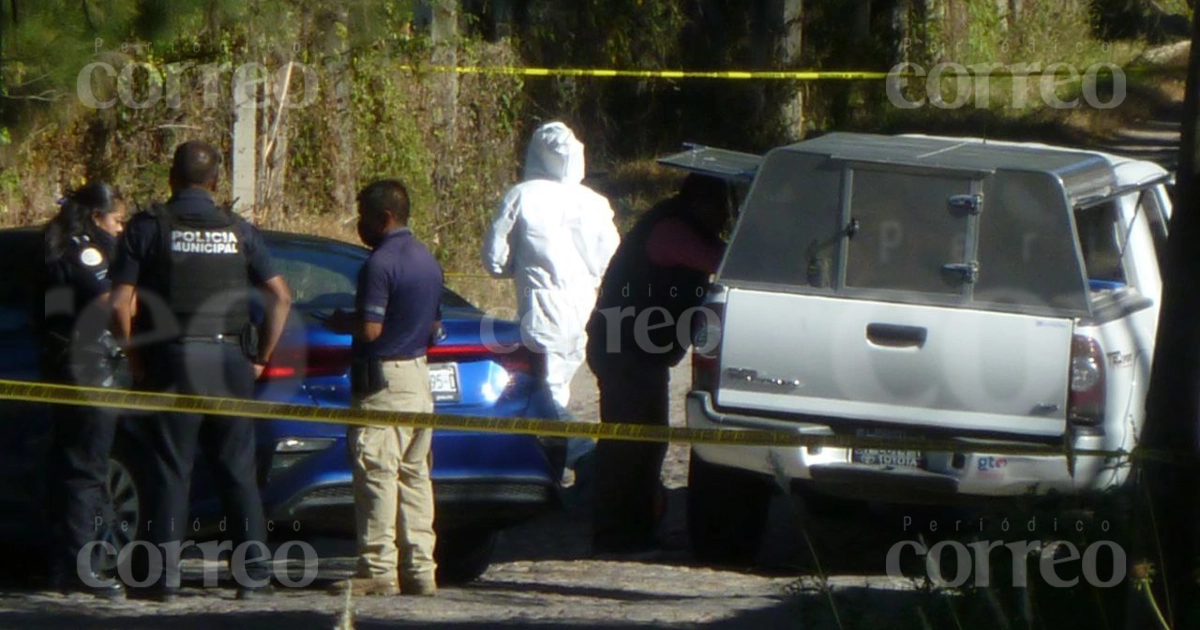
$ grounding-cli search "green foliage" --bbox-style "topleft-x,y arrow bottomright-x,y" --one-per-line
516,0 -> 688,158
0,1 -> 524,274
515,0 -> 811,158
0,0 -> 1185,269
870,0 -> 1147,121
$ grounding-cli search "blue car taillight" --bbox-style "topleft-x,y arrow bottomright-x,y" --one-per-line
261,345 -> 353,381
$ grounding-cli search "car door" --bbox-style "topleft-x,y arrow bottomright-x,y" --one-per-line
714,152 -> 1083,441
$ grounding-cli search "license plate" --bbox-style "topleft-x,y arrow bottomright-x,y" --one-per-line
429,363 -> 460,403
851,428 -> 925,469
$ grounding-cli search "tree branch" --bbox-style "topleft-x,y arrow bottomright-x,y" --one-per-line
0,90 -> 63,102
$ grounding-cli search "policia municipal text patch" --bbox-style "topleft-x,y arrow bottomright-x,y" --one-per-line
171,229 -> 240,254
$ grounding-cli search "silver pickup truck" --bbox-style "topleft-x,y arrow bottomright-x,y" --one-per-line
662,132 -> 1173,564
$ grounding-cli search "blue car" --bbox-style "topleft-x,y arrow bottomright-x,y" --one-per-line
0,227 -> 562,584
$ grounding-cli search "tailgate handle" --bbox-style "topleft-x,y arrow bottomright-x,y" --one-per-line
866,324 -> 928,348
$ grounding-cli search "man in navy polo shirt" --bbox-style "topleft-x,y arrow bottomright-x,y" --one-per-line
327,179 -> 444,597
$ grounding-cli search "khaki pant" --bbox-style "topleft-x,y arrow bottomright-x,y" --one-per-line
348,356 -> 437,581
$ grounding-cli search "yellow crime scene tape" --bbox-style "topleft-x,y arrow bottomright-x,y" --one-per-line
395,65 -> 1184,80
0,378 -> 1192,466
398,65 -> 891,80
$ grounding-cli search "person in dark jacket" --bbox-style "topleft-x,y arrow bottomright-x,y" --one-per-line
585,173 -> 731,555
109,141 -> 292,601
39,182 -> 130,598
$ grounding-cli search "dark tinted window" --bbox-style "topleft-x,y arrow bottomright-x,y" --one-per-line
720,152 -> 843,288
844,169 -> 972,295
720,158 -> 1091,315
974,171 -> 1088,314
1074,201 -> 1124,283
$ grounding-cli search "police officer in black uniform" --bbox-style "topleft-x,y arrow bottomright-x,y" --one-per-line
39,182 -> 130,598
109,141 -> 292,601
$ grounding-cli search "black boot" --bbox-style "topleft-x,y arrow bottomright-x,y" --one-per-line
54,571 -> 126,600
236,581 -> 276,600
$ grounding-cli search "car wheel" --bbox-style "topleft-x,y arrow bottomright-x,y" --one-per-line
686,451 -> 772,567
96,441 -> 145,573
434,529 -> 498,585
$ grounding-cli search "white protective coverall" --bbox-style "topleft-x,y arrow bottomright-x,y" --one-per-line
482,122 -> 620,412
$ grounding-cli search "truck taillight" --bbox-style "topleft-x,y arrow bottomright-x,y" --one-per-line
691,302 -> 724,394
1068,335 -> 1106,426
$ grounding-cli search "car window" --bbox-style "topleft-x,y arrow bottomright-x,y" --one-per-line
1140,188 -> 1169,274
720,151 -> 843,288
721,157 -> 1091,316
1074,201 -> 1125,283
268,240 -> 365,311
265,236 -> 479,314
843,169 -> 972,296
973,171 -> 1089,314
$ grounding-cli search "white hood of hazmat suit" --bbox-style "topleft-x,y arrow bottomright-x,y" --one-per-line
481,122 -> 620,409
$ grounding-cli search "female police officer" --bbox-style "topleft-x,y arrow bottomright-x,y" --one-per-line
40,182 -> 129,599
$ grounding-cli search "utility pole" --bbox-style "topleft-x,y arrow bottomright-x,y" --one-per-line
1126,4 -> 1200,628
231,69 -> 258,220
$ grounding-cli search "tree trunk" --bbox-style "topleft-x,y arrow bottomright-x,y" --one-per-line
778,0 -> 804,141
259,56 -> 293,226
429,0 -> 458,241
430,0 -> 458,139
318,5 -> 354,218
945,0 -> 968,61
1126,6 -> 1200,629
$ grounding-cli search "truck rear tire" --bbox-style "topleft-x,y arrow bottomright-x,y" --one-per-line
686,452 -> 771,567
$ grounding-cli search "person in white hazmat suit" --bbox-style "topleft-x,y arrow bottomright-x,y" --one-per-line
482,121 -> 620,494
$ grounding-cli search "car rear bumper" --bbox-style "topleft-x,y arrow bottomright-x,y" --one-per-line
686,391 -> 1132,503
268,478 -> 557,537
252,430 -> 559,537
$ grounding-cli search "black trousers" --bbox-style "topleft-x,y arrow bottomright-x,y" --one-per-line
590,358 -> 670,550
135,341 -> 270,588
46,399 -> 120,577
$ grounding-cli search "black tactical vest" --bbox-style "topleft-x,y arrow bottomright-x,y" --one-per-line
155,205 -> 250,337
586,197 -> 718,369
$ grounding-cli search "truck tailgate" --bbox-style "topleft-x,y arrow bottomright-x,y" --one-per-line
716,290 -> 1073,439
